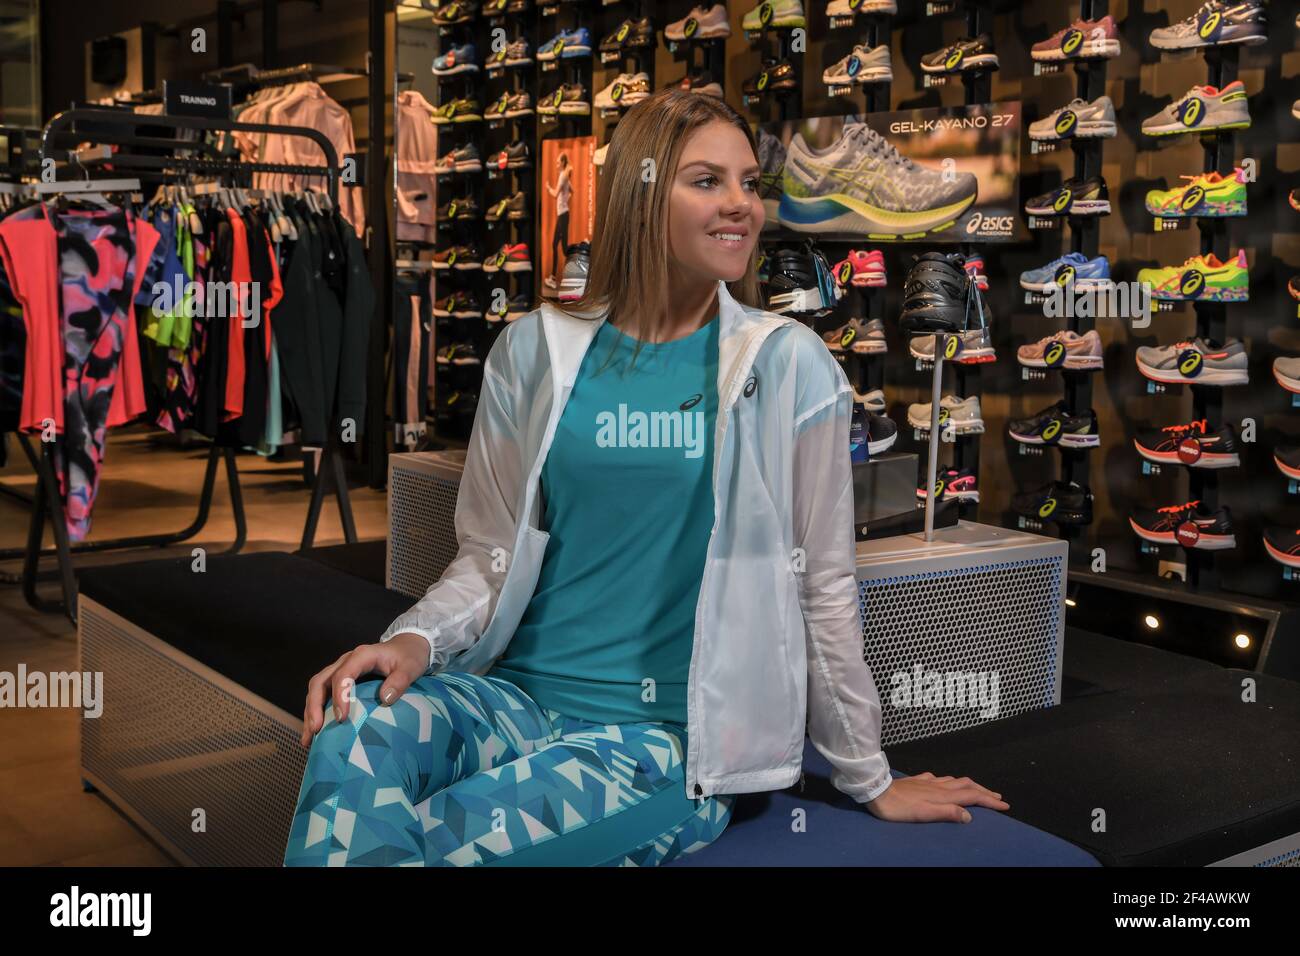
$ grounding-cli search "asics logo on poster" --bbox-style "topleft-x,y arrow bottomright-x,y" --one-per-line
964,211 -> 1014,235
596,405 -> 706,458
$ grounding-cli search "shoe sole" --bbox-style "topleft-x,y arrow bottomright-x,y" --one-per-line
433,262 -> 484,271
1029,121 -> 1116,140
1138,359 -> 1248,385
909,344 -> 996,362
1129,520 -> 1236,550
778,189 -> 977,237
1143,119 -> 1251,136
907,416 -> 985,434
921,54 -> 999,73
537,46 -> 592,61
1148,286 -> 1249,302
1265,537 -> 1300,567
868,432 -> 898,455
1135,441 -> 1240,468
917,488 -> 980,502
1019,276 -> 1112,292
1018,353 -> 1103,370
1017,507 -> 1091,525
743,16 -> 806,30
1032,39 -> 1120,61
1275,367 -> 1300,393
558,104 -> 592,114
1024,200 -> 1111,216
1279,456 -> 1300,480
594,93 -> 649,109
824,68 -> 894,85
1151,30 -> 1267,51
1010,430 -> 1100,448
665,27 -> 731,41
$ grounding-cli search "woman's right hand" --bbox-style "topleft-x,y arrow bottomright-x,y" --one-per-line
299,632 -> 431,748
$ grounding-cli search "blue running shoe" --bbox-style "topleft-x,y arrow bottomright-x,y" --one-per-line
1019,252 -> 1111,292
538,28 -> 592,61
432,43 -> 478,76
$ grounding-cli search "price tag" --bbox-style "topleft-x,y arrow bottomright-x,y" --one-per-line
1019,444 -> 1045,457
1033,62 -> 1062,76
1030,141 -> 1058,154
1141,461 -> 1162,476
828,84 -> 854,98
829,15 -> 856,29
923,74 -> 948,87
1146,381 -> 1167,394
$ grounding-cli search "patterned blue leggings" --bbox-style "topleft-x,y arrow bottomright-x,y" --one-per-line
283,671 -> 735,866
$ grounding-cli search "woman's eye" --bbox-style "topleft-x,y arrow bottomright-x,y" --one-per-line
743,177 -> 760,192
694,175 -> 717,188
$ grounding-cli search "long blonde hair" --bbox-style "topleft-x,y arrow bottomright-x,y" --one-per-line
568,89 -> 764,371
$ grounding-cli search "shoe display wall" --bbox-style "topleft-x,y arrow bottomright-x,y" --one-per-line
402,0 -> 1300,600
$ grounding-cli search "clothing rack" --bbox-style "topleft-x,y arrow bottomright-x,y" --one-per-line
0,106 -> 359,624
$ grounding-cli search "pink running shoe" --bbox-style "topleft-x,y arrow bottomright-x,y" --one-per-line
1032,15 -> 1121,62
831,249 -> 887,288
917,467 -> 980,503
963,254 -> 989,291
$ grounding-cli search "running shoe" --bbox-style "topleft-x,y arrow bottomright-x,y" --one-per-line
1012,481 -> 1093,525
1278,440 -> 1300,488
489,140 -> 531,170
594,73 -> 651,109
485,90 -> 533,119
1145,169 -> 1248,217
756,126 -> 787,228
823,317 -> 886,354
1135,420 -> 1241,468
1008,401 -> 1099,448
1136,251 -> 1249,302
851,406 -> 898,461
483,242 -> 532,273
538,27 -> 592,60
743,59 -> 798,95
432,245 -> 482,270
1019,253 -> 1112,292
1290,276 -> 1300,301
831,249 -> 887,287
899,252 -> 988,336
485,292 -> 532,323
823,45 -> 893,85
1130,501 -> 1236,550
917,468 -> 980,503
907,395 -> 984,434
558,242 -> 590,302
1150,1 -> 1267,50
909,328 -> 995,364
665,69 -> 725,97
485,191 -> 529,221
963,254 -> 989,291
666,4 -> 731,40
432,98 -> 483,123
436,343 -> 483,366
1137,338 -> 1249,385
781,123 -> 978,238
1142,81 -> 1251,136
1263,527 -> 1300,567
1274,357 -> 1300,393
433,43 -> 479,76
1028,96 -> 1117,140
1024,176 -> 1110,217
435,142 -> 482,174
742,0 -> 807,31
854,387 -> 886,415
487,38 -> 532,68
436,196 -> 479,221
920,34 -> 999,73
764,243 -> 838,314
433,292 -> 482,319
539,83 -> 591,115
600,17 -> 656,52
827,0 -> 897,12
1017,330 -> 1104,370
431,1 -> 475,25
1032,15 -> 1121,61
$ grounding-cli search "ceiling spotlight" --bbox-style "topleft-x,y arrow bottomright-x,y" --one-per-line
1143,614 -> 1160,630
1234,633 -> 1251,650
1065,598 -> 1077,608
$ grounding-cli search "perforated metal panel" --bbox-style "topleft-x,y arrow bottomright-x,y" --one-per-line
80,599 -> 305,867
856,523 -> 1066,747
1210,831 -> 1300,867
387,451 -> 466,597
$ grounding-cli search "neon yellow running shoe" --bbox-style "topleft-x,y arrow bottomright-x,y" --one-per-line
1145,169 -> 1247,217
1137,251 -> 1250,302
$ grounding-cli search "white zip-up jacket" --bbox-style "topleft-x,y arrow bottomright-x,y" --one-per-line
379,280 -> 893,804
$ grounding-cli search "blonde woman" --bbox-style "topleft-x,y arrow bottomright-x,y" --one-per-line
286,90 -> 1008,867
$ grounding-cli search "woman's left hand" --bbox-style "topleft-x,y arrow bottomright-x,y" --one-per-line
863,772 -> 1009,824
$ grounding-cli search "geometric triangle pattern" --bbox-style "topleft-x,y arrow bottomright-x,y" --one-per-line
283,671 -> 733,866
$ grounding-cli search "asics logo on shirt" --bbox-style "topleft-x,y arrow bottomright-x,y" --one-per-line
679,393 -> 703,410
595,404 -> 706,458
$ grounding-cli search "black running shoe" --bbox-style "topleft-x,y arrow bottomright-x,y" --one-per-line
743,59 -> 798,96
1274,445 -> 1300,479
486,191 -> 529,221
1135,419 -> 1240,469
920,33 -> 999,74
1008,400 -> 1099,448
487,140 -> 531,171
899,252 -> 987,336
1264,526 -> 1300,567
1012,480 -> 1093,524
1130,501 -> 1236,550
437,196 -> 480,221
764,243 -> 837,314
1024,176 -> 1111,217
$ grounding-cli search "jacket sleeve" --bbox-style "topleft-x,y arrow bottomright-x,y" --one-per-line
377,327 -> 525,672
791,334 -> 894,804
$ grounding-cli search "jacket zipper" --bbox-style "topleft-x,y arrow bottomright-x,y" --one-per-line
685,317 -> 792,801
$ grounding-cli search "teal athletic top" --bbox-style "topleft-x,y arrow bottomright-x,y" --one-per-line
486,313 -> 720,727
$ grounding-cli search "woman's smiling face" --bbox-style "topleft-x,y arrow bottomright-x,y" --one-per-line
667,120 -> 764,286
